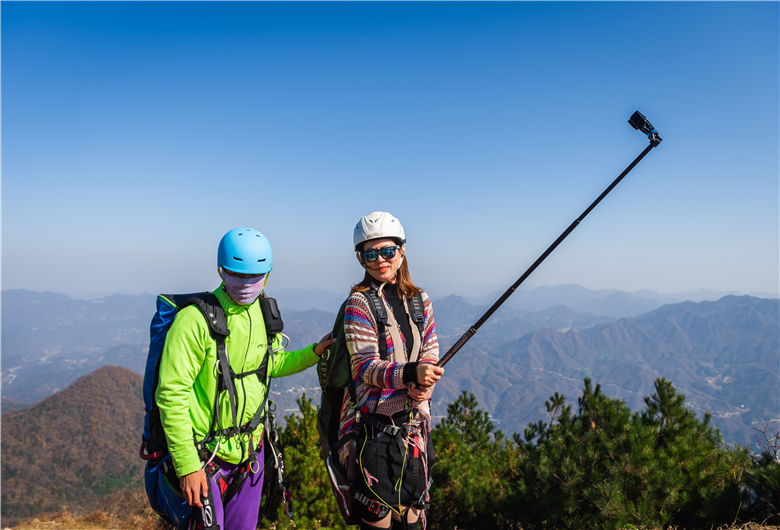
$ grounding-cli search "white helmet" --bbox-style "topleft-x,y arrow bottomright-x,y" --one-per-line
353,211 -> 406,251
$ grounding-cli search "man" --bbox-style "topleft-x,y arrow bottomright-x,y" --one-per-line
156,227 -> 333,530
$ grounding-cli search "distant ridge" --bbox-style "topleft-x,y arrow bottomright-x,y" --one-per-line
432,295 -> 779,446
1,366 -> 144,525
460,283 -> 778,318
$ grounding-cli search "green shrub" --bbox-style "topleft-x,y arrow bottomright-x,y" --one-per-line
429,391 -> 519,530
260,393 -> 347,530
508,378 -> 751,529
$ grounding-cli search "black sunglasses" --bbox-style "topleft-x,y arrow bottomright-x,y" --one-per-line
362,246 -> 400,262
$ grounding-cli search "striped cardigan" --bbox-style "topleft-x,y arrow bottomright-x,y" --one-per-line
337,285 -> 439,455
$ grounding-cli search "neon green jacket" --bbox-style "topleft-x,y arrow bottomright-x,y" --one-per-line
155,284 -> 319,477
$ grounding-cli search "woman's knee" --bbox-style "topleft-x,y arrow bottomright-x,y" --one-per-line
391,518 -> 419,530
360,519 -> 391,530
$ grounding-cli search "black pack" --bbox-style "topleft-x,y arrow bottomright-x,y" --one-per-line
315,289 -> 424,524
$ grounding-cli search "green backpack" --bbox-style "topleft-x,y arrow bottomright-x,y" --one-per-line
316,289 -> 424,524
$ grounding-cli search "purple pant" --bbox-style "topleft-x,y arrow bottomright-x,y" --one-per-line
190,443 -> 265,530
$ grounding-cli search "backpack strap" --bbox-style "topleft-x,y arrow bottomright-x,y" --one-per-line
409,293 -> 425,336
176,292 -> 242,440
365,289 -> 389,360
174,292 -> 230,339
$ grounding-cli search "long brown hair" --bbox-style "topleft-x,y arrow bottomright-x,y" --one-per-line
351,247 -> 421,298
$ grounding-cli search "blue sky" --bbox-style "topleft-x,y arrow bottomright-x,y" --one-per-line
2,2 -> 778,300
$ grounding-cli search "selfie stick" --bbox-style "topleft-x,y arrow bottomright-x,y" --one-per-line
437,111 -> 662,368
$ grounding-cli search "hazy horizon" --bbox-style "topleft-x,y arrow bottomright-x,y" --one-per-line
3,3 -> 777,298
4,283 -> 777,305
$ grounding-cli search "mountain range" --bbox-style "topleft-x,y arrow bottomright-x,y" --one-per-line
461,283 -> 778,318
1,287 -> 777,447
248,284 -> 778,317
431,294 -> 779,446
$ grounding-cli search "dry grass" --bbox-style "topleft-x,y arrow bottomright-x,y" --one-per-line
6,499 -> 780,530
5,489 -> 166,530
8,518 -> 780,530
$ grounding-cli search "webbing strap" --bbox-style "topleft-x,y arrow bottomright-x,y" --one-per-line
201,337 -> 273,444
216,338 -> 239,438
353,490 -> 390,518
367,415 -> 400,436
266,405 -> 293,518
409,294 -> 425,335
347,423 -> 362,484
199,476 -> 221,530
365,289 -> 388,360
246,341 -> 275,433
332,432 -> 351,454
231,354 -> 267,379
365,289 -> 388,326
361,430 -> 385,464
410,438 -> 419,507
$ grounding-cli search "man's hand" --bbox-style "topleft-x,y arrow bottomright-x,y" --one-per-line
314,333 -> 337,357
180,469 -> 209,507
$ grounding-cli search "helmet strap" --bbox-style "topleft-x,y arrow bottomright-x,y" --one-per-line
356,251 -> 369,271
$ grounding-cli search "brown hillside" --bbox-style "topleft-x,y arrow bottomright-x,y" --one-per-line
1,366 -> 144,526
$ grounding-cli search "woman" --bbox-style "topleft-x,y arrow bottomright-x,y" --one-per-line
338,211 -> 445,530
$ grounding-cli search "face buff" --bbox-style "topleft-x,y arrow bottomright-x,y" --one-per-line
222,271 -> 266,305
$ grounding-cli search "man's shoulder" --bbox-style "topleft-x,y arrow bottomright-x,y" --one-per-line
171,303 -> 212,331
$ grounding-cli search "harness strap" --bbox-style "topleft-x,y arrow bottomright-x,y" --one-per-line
245,341 -> 274,433
347,422 -> 363,484
353,490 -> 391,518
415,477 -> 433,510
332,432 -> 351,454
200,334 -> 274,446
199,465 -> 222,530
216,338 -> 239,438
221,435 -> 259,506
266,410 -> 294,518
367,415 -> 401,436
360,416 -> 411,473
230,355 -> 268,380
361,430 -> 385,465
410,435 -> 419,507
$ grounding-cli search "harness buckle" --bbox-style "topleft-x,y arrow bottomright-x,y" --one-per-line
366,499 -> 383,515
368,416 -> 401,436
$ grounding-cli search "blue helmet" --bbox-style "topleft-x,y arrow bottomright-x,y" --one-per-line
217,228 -> 273,275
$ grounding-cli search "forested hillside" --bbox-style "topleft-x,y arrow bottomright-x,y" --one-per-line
1,366 -> 144,526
